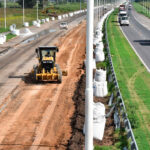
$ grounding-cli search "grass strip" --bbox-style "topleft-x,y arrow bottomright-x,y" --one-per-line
6,33 -> 16,41
107,9 -> 150,150
0,27 -> 9,33
133,2 -> 150,18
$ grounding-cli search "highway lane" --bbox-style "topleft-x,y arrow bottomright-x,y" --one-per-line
121,8 -> 150,72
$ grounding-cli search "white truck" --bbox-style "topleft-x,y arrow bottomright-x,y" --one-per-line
120,16 -> 129,26
118,11 -> 127,23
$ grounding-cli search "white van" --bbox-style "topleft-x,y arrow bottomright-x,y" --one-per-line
120,16 -> 129,26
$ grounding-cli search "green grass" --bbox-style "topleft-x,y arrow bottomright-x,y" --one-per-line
6,33 -> 16,41
133,2 -> 150,18
0,8 -> 47,29
0,2 -> 21,8
94,129 -> 128,150
0,3 -> 86,30
0,27 -> 9,33
53,2 -> 86,14
107,9 -> 150,150
94,146 -> 113,150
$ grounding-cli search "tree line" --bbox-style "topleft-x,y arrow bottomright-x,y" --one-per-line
0,0 -> 85,8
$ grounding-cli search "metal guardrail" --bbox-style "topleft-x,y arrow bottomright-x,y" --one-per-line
104,14 -> 139,150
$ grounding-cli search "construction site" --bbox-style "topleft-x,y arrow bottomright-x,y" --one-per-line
0,0 -> 150,150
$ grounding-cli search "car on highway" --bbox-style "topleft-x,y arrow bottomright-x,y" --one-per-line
120,16 -> 129,26
128,4 -> 132,10
60,22 -> 68,30
118,11 -> 127,23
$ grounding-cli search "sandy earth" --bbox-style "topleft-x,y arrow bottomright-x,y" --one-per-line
0,21 -> 86,150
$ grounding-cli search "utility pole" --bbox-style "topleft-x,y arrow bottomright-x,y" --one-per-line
37,0 -> 39,20
97,0 -> 98,21
85,0 -> 93,149
23,0 -> 25,24
4,0 -> 6,29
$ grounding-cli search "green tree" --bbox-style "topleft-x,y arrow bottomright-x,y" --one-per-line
0,2 -> 2,8
17,0 -> 36,8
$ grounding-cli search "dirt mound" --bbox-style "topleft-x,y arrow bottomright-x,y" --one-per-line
67,73 -> 85,150
67,73 -> 115,149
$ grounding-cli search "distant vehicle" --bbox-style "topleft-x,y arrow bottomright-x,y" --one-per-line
119,4 -> 126,11
129,4 -> 132,8
60,22 -> 68,30
118,11 -> 127,23
120,16 -> 129,26
128,4 -> 132,10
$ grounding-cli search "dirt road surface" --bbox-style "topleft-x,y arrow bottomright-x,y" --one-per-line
0,21 -> 86,150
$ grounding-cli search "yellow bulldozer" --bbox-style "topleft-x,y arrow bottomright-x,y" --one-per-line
32,46 -> 63,83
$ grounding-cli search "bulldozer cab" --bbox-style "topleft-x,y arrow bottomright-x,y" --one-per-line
35,46 -> 59,72
32,46 -> 66,82
36,46 -> 59,62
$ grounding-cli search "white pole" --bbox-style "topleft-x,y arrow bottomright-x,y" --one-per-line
99,0 -> 100,19
23,0 -> 25,24
4,0 -> 6,29
37,0 -> 39,20
80,0 -> 81,11
85,0 -> 93,149
97,0 -> 98,21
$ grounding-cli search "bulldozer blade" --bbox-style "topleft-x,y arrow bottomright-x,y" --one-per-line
62,70 -> 68,76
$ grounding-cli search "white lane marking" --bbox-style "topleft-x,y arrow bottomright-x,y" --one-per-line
131,11 -> 150,31
120,26 -> 150,73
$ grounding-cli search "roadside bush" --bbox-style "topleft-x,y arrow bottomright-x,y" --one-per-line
0,2 -> 2,8
17,0 -> 36,8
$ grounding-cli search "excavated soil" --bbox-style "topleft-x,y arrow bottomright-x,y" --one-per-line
67,73 -> 115,149
0,21 -> 86,150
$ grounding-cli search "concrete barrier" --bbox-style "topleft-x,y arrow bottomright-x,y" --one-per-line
95,42 -> 104,51
95,51 -> 105,62
65,14 -> 68,18
95,30 -> 103,40
36,23 -> 41,28
58,15 -> 62,20
93,81 -> 108,97
45,18 -> 49,22
9,24 -> 16,32
69,13 -> 73,17
0,35 -> 6,44
32,20 -> 37,26
41,19 -> 46,23
51,17 -> 55,21
24,22 -> 29,27
12,29 -> 20,36
62,14 -> 66,18
94,69 -> 106,82
37,20 -> 41,24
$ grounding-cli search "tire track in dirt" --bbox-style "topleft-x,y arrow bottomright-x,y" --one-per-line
0,21 -> 86,150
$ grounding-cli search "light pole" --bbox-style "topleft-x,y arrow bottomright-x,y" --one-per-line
23,0 -> 25,24
4,0 -> 6,29
97,0 -> 98,21
37,0 -> 39,21
85,0 -> 94,149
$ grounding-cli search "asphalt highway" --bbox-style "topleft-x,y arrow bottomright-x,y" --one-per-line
121,8 -> 150,72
